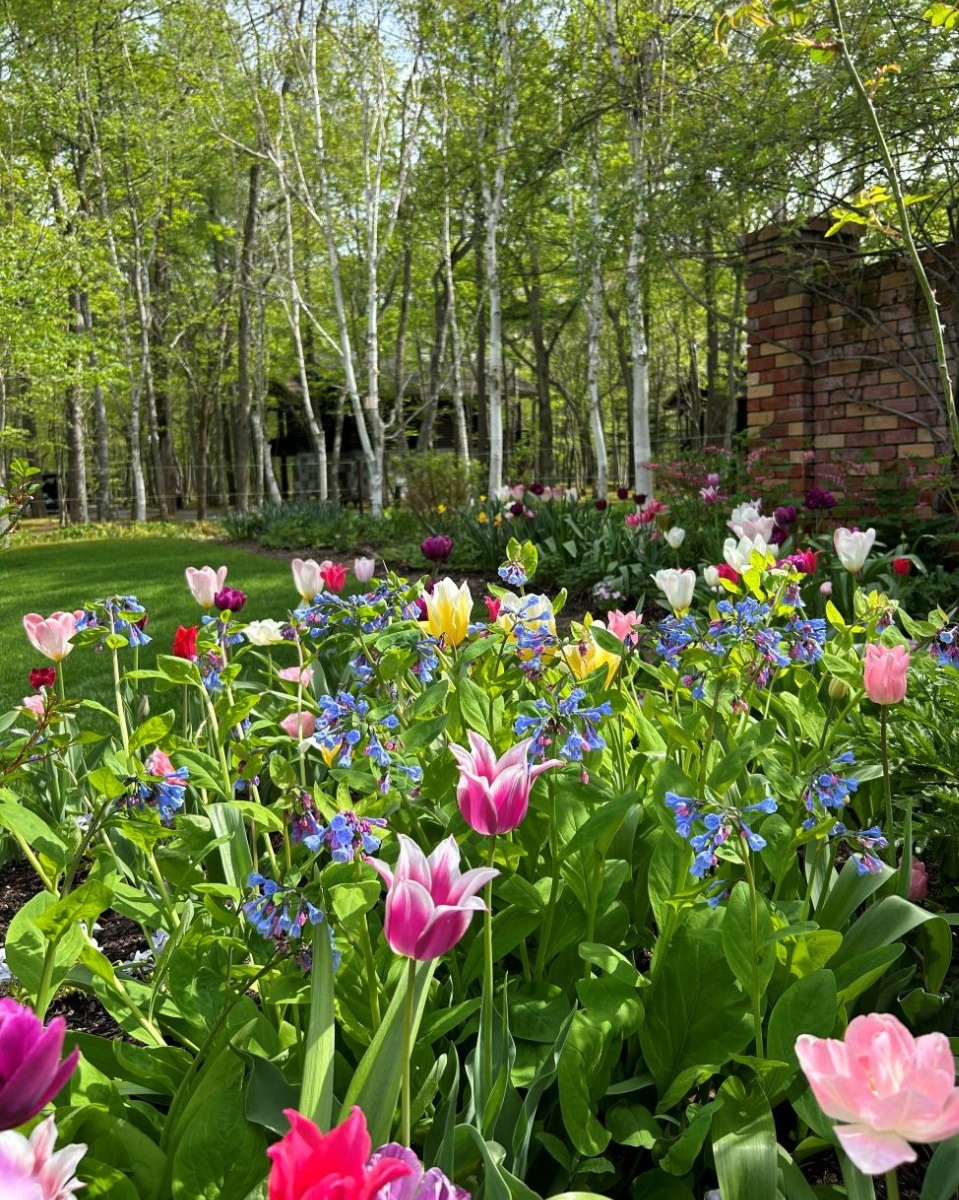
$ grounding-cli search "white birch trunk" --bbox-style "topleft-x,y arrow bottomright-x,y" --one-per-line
604,0 -> 653,498
586,150 -> 608,501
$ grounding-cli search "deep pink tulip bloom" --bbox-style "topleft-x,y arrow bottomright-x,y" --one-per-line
267,1107 -> 412,1200
0,999 -> 80,1130
185,566 -> 228,608
863,643 -> 909,705
449,732 -> 562,836
22,612 -> 81,663
796,1013 -> 959,1173
365,835 -> 498,961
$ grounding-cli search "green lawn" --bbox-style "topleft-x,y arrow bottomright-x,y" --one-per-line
0,537 -> 303,711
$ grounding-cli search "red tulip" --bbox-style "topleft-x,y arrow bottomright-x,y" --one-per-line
29,668 -> 57,691
267,1107 -> 412,1200
892,558 -> 911,577
320,563 -> 348,593
172,626 -> 199,660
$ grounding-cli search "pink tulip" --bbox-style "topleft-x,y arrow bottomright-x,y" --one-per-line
354,557 -> 376,583
280,712 -> 316,740
607,609 -> 643,646
907,858 -> 928,902
20,694 -> 46,718
448,732 -> 562,836
321,563 -> 347,593
22,612 -> 81,662
0,1115 -> 86,1199
185,566 -> 228,609
863,643 -> 909,705
365,834 -> 498,961
291,558 -> 329,603
278,666 -> 314,688
796,1013 -> 959,1174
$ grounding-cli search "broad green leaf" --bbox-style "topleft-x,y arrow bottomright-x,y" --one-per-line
640,906 -> 753,1093
300,922 -> 335,1130
0,794 -> 68,866
171,1086 -> 266,1199
815,858 -> 895,930
129,711 -> 176,752
244,1054 -> 300,1134
834,895 -> 952,991
557,1010 -> 611,1157
712,1076 -> 778,1200
921,1135 -> 959,1200
766,969 -> 837,1097
36,880 -> 113,942
7,891 -> 84,1002
721,881 -> 776,995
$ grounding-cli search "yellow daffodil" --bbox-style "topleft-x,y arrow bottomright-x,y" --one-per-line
437,504 -> 447,514
477,511 -> 488,524
422,578 -> 473,647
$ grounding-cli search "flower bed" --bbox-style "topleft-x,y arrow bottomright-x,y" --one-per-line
0,515 -> 956,1199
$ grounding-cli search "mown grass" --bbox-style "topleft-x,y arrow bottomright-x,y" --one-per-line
0,537 -> 303,711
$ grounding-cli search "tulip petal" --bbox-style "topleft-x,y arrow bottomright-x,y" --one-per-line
385,879 -> 435,959
424,836 -> 462,904
414,905 -> 473,960
395,834 -> 433,890
835,1125 -> 916,1174
447,865 -> 499,905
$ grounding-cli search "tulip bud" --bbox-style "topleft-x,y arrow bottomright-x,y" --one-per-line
828,676 -> 848,701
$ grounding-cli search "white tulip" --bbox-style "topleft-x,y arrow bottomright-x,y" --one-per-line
665,526 -> 686,549
244,619 -> 287,646
652,568 -> 697,615
833,527 -> 876,573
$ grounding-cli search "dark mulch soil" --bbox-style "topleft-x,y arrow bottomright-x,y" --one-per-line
0,856 -> 145,1040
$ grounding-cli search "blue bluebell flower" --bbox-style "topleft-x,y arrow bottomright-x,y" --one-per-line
829,822 -> 888,874
242,872 -> 326,943
665,790 -> 777,880
303,811 -> 388,862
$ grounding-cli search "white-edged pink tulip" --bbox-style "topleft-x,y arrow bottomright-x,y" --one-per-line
365,834 -> 497,961
449,731 -> 562,835
185,566 -> 227,608
22,612 -> 82,662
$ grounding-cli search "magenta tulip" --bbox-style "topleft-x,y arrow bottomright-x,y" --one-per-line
22,612 -> 81,663
365,835 -> 497,961
449,732 -> 561,836
796,1012 -> 959,1173
863,643 -> 909,705
0,999 -> 80,1130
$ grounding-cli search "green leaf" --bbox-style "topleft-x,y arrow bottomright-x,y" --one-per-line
206,803 -> 254,888
300,922 -> 335,1130
172,749 -> 228,793
712,1076 -> 778,1200
921,1135 -> 959,1200
815,859 -> 895,930
721,881 -> 776,995
640,906 -> 753,1094
36,880 -> 114,942
834,895 -> 952,991
606,1102 -> 660,1148
766,970 -> 837,1097
244,1054 -> 300,1135
129,712 -> 176,752
456,676 -> 494,741
403,713 -> 449,750
557,1010 -> 611,1156
171,1085 -> 267,1199
155,654 -> 201,686
0,794 -> 68,865
340,959 -> 437,1147
458,1126 -> 540,1200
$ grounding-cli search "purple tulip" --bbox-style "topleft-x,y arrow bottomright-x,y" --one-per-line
805,486 -> 837,510
421,536 -> 453,564
367,1144 -> 470,1200
774,505 -> 797,526
0,998 -> 80,1130
213,586 -> 247,612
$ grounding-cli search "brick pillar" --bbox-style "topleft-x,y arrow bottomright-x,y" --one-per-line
743,221 -> 862,493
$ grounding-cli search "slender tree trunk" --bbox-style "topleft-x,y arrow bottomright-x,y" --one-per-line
235,160 -> 261,510
524,233 -> 554,482
586,150 -> 608,500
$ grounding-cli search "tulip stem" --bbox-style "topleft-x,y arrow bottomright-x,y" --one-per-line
898,801 -> 913,899
534,794 -> 561,982
885,1169 -> 900,1200
56,660 -> 66,704
480,836 -> 497,1129
401,956 -> 416,1147
108,618 -> 130,756
742,851 -> 765,1060
880,707 -> 895,865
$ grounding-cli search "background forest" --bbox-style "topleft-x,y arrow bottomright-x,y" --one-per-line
1,0 -> 957,521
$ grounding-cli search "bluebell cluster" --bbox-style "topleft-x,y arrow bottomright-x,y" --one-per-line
295,583 -> 423,641
498,562 -> 528,587
139,767 -> 189,824
801,751 -> 859,825
505,595 -> 558,677
311,692 -> 421,792
200,612 -> 245,648
300,810 -> 388,861
199,650 -> 225,693
665,791 -> 777,879
242,872 -> 325,941
653,593 -> 826,687
829,823 -> 888,875
76,595 -> 151,650
515,686 -> 613,761
932,626 -> 959,669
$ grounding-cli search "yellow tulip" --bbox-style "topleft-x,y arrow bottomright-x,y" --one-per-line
423,578 -> 473,647
477,511 -> 488,524
563,617 -> 620,687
